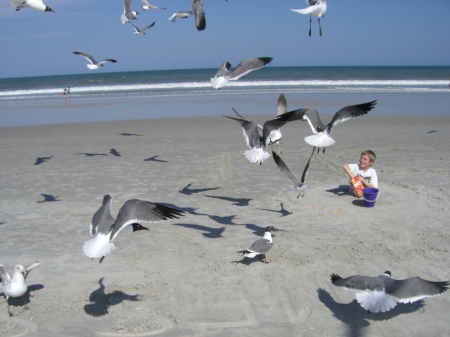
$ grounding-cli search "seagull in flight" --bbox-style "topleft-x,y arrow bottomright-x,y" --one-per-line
224,108 -> 291,165
121,0 -> 139,24
192,0 -> 206,31
73,52 -> 117,71
238,226 -> 275,263
272,148 -> 313,198
1,262 -> 39,317
83,195 -> 184,263
168,11 -> 193,22
230,93 -> 289,153
331,271 -> 449,313
291,0 -> 327,36
276,100 -> 377,153
11,0 -> 55,12
210,57 -> 273,89
128,21 -> 155,35
141,0 -> 166,10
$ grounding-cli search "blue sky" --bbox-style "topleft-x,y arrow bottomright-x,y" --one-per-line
1,0 -> 450,78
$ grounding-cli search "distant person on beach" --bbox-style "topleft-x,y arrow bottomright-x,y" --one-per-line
67,87 -> 71,95
63,88 -> 67,97
343,150 -> 378,197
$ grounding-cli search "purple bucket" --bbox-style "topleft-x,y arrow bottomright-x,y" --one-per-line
362,188 -> 379,207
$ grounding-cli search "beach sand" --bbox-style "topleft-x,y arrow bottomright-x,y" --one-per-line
0,113 -> 449,336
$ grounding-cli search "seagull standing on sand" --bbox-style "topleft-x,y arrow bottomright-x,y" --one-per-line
11,0 -> 54,12
141,0 -> 166,10
331,271 -> 449,313
168,11 -> 193,22
1,262 -> 39,317
192,0 -> 206,31
73,52 -> 117,71
121,0 -> 139,24
291,0 -> 327,36
128,21 -> 155,35
272,148 -> 313,198
210,57 -> 273,89
83,195 -> 184,263
224,107 -> 292,165
238,226 -> 275,263
277,100 -> 377,153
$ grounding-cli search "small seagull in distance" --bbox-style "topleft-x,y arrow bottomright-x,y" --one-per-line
11,0 -> 55,12
211,57 -> 273,89
34,155 -> 53,165
272,148 -> 313,198
73,52 -> 117,71
128,21 -> 155,35
37,193 -> 60,203
121,0 -> 139,24
291,0 -> 327,37
168,10 -> 193,22
141,0 -> 166,10
276,100 -> 377,153
192,0 -> 206,31
179,183 -> 219,195
144,155 -> 168,162
83,195 -> 184,263
109,149 -> 121,157
331,271 -> 449,313
238,226 -> 275,264
1,262 -> 39,317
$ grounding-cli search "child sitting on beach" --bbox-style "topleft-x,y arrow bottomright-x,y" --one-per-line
343,150 -> 378,197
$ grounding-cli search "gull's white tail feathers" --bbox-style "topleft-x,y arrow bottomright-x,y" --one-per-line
83,234 -> 115,259
304,134 -> 335,147
244,148 -> 271,164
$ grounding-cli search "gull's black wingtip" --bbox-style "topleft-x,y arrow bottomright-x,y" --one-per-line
330,273 -> 342,284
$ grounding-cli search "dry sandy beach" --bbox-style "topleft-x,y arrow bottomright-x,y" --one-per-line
1,109 -> 450,336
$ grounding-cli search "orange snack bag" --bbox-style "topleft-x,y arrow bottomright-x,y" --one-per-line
351,176 -> 364,198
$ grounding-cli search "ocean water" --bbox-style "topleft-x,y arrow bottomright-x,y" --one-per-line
1,66 -> 449,126
1,66 -> 450,100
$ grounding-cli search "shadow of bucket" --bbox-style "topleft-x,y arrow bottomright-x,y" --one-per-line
362,188 -> 379,207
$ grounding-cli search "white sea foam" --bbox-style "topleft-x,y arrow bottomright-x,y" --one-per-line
0,80 -> 448,98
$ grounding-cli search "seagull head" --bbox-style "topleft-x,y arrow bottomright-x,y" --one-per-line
45,6 -> 55,13
14,265 -> 25,275
383,271 -> 392,277
132,223 -> 149,232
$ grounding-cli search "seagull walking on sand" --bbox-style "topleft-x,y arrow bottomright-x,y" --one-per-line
277,100 -> 377,153
272,148 -> 313,198
192,0 -> 206,31
331,271 -> 449,313
1,262 -> 39,317
223,107 -> 292,165
238,226 -> 275,263
291,0 -> 327,36
128,21 -> 155,35
73,52 -> 117,71
141,0 -> 166,10
11,0 -> 54,12
122,0 -> 139,24
83,195 -> 184,263
168,10 -> 193,22
210,57 -> 273,89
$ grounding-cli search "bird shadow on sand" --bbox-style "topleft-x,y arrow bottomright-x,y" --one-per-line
117,133 -> 143,136
204,195 -> 252,207
84,278 -> 140,317
427,130 -> 438,134
317,288 -> 425,337
325,185 -> 350,197
179,183 -> 220,195
37,193 -> 60,203
34,155 -> 53,165
257,203 -> 292,217
2,284 -> 44,309
144,155 -> 169,163
109,149 -> 121,157
172,223 -> 225,238
75,153 -> 109,157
